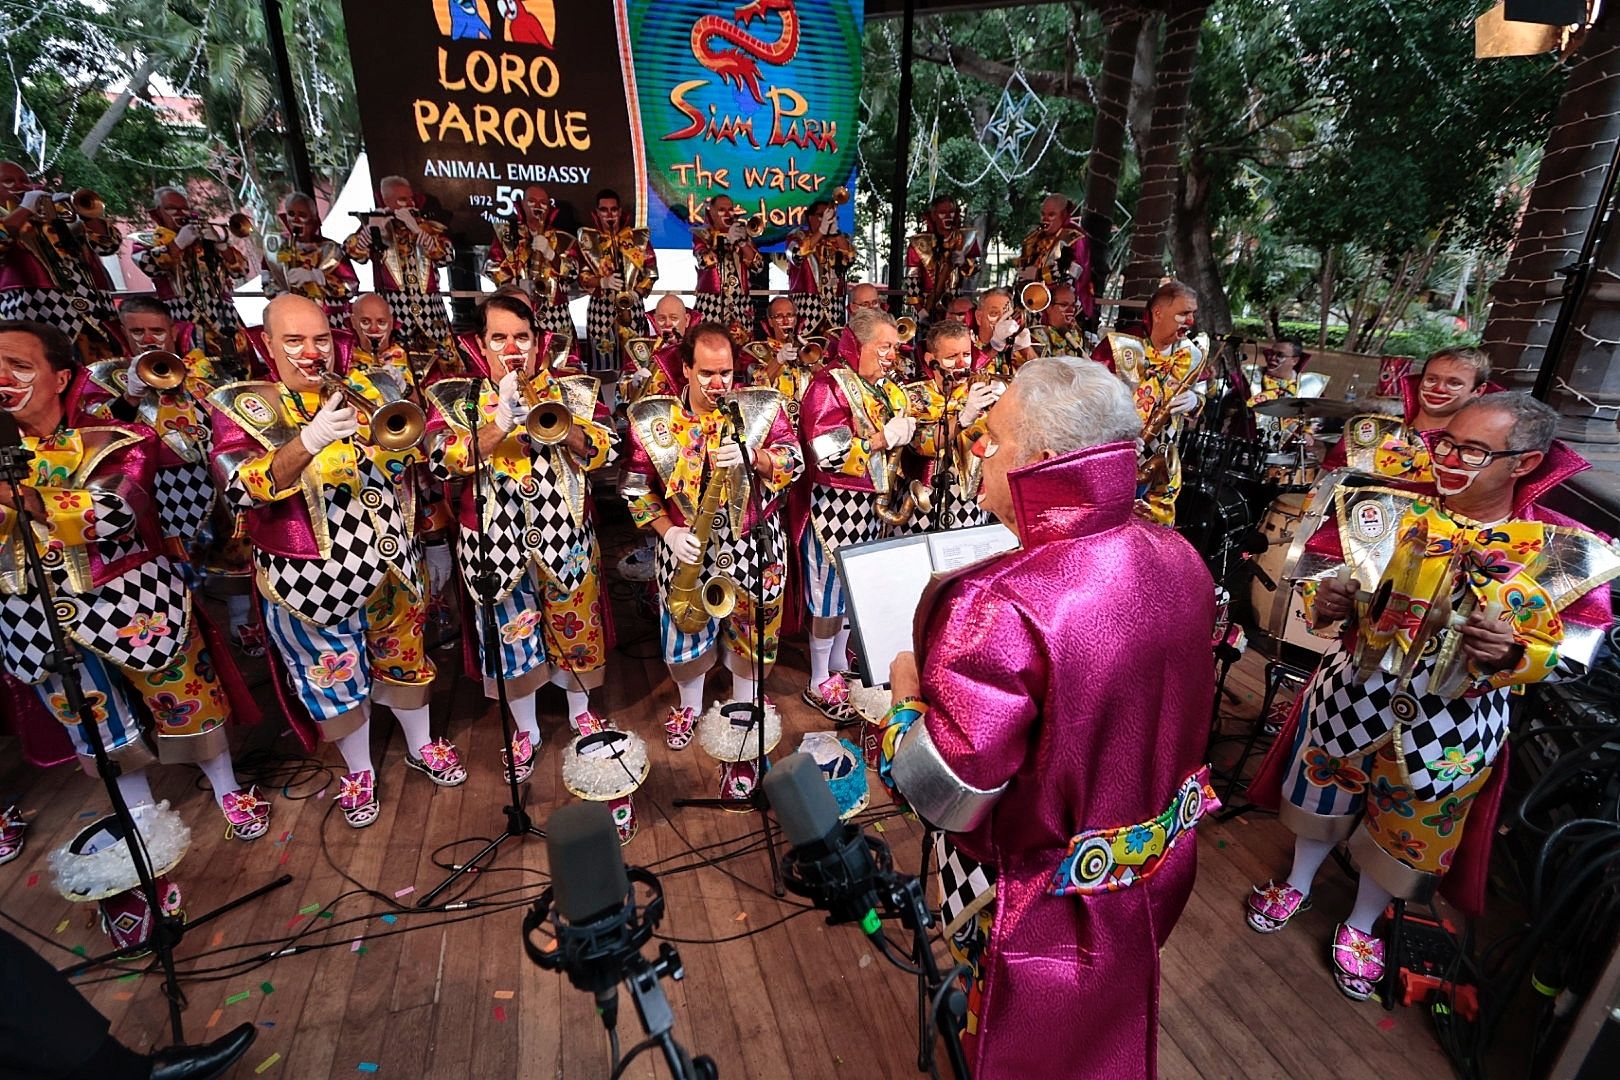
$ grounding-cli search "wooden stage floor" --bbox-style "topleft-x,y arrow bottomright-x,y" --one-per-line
0,522 -> 1464,1079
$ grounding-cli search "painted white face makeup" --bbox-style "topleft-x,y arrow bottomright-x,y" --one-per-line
282,337 -> 334,380
0,368 -> 38,413
1432,463 -> 1478,497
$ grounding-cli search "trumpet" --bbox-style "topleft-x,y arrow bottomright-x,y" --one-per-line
895,316 -> 917,344
319,371 -> 426,452
871,377 -> 933,528
517,373 -> 573,445
71,188 -> 105,220
613,289 -> 643,328
133,349 -> 186,392
228,211 -> 255,238
832,186 -> 851,206
798,336 -> 827,366
1020,280 -> 1052,313
745,211 -> 768,237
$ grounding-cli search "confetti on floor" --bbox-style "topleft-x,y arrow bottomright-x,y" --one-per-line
351,938 -> 365,953
211,931 -> 225,947
734,911 -> 748,922
1377,1018 -> 1396,1031
393,886 -> 415,899
255,1052 -> 281,1074
260,981 -> 275,995
358,1065 -> 379,1074
207,1009 -> 223,1029
493,990 -> 514,1000
25,873 -> 37,888
298,903 -> 321,915
116,972 -> 140,984
114,992 -> 133,1001
380,914 -> 397,925
493,1005 -> 507,1022
54,919 -> 69,935
226,991 -> 252,1005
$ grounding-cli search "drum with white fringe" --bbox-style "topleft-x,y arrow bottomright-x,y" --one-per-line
697,700 -> 783,804
561,728 -> 650,844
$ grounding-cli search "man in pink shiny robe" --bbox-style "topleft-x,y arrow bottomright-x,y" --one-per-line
884,357 -> 1219,1080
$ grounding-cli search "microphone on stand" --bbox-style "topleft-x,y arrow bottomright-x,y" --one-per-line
764,753 -> 885,932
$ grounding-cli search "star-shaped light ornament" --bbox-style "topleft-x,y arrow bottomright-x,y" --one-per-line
979,73 -> 1049,180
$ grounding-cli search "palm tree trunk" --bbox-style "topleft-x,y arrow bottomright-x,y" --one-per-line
1170,148 -> 1231,333
1081,4 -> 1146,303
1317,247 -> 1335,349
1122,0 -> 1210,303
79,52 -> 163,161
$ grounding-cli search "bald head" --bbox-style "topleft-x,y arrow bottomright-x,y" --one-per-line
350,293 -> 393,349
848,282 -> 881,315
264,294 -> 335,390
653,293 -> 688,339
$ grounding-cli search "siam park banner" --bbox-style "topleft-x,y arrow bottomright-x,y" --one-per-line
340,0 -> 863,248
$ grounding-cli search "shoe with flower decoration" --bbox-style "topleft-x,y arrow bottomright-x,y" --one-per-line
503,730 -> 535,784
337,771 -> 380,829
1245,879 -> 1312,934
220,787 -> 271,841
575,710 -> 610,737
0,806 -> 26,866
802,674 -> 861,727
406,739 -> 468,787
665,706 -> 696,750
1330,922 -> 1385,1001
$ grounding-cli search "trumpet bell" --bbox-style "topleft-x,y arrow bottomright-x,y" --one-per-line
895,316 -> 917,344
832,186 -> 851,206
909,480 -> 933,517
133,349 -> 186,392
71,188 -> 105,220
799,339 -> 826,366
228,212 -> 255,238
526,399 -> 573,445
1020,281 -> 1052,313
369,399 -> 428,452
746,212 -> 767,237
613,290 -> 642,328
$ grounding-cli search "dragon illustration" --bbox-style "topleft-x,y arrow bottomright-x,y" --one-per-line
691,0 -> 801,105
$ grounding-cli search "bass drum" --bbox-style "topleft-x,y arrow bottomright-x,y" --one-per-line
1175,482 -> 1252,572
1248,492 -> 1328,654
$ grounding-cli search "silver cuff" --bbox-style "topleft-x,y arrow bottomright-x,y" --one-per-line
891,720 -> 1006,833
1560,621 -> 1608,673
810,428 -> 854,469
618,472 -> 652,500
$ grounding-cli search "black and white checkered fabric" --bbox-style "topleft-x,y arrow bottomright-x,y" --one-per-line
585,296 -> 620,357
922,478 -> 991,533
1300,644 -> 1510,802
0,555 -> 191,683
456,466 -> 596,601
934,833 -> 994,937
164,285 -> 243,343
154,459 -> 217,545
0,285 -> 118,341
652,507 -> 783,603
692,291 -> 751,331
384,290 -> 453,350
534,302 -> 575,336
809,483 -> 884,551
255,460 -> 418,627
790,292 -> 833,332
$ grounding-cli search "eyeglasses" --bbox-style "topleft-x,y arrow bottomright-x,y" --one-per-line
1430,435 -> 1530,469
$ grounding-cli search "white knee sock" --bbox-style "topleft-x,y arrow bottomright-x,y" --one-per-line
549,670 -> 591,724
508,690 -> 542,742
195,749 -> 240,806
732,671 -> 757,705
393,705 -> 434,757
333,721 -> 375,777
1286,836 -> 1337,897
830,625 -> 851,675
1345,874 -> 1395,934
675,670 -> 707,716
116,768 -> 156,811
808,633 -> 835,689
225,593 -> 252,633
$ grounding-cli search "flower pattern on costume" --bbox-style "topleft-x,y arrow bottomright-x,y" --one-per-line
1425,746 -> 1485,784
1389,829 -> 1427,862
501,610 -> 542,643
1420,793 -> 1475,838
307,651 -> 358,689
117,613 -> 171,649
149,692 -> 200,730
49,689 -> 108,725
1370,775 -> 1415,817
1301,747 -> 1369,793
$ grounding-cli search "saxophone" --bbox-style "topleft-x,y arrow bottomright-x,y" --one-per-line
666,409 -> 741,634
873,377 -> 934,528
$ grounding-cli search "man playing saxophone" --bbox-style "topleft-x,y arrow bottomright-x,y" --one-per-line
620,322 -> 802,752
909,318 -> 1000,531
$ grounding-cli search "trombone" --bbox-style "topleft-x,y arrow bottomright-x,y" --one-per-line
318,371 -> 426,452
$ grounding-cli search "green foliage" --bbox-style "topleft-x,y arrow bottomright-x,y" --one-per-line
1231,315 -> 1479,358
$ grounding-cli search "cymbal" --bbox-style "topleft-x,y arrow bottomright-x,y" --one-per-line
1253,396 -> 1361,419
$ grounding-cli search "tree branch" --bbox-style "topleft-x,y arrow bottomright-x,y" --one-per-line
913,43 -> 1095,109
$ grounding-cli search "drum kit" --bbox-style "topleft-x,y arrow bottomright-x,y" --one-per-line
1176,393 -> 1360,658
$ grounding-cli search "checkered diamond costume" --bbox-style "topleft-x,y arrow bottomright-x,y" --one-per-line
692,290 -> 751,332
653,511 -> 783,605
0,285 -> 117,343
809,483 -> 884,552
385,292 -> 453,353
455,470 -> 598,603
790,292 -> 833,333
585,297 -> 621,362
534,302 -> 574,336
153,457 -> 217,547
933,832 -> 995,939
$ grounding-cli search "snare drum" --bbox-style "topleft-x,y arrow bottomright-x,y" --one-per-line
1262,450 -> 1320,493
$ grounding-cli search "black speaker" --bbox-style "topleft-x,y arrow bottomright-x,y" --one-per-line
1504,0 -> 1587,26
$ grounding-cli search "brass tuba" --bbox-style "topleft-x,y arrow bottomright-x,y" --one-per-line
319,371 -> 426,452
665,407 -> 741,634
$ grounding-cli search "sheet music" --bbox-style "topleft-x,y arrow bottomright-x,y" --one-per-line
925,523 -> 1019,572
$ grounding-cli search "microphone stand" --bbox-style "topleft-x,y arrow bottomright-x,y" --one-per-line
0,432 -> 288,1043
418,391 -> 543,907
610,945 -> 719,1080
672,399 -> 783,897
873,871 -> 972,1080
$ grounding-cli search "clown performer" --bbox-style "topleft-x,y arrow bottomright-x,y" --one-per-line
131,186 -> 251,360
1014,194 -> 1095,330
909,318 -> 1000,532
620,321 -> 801,760
485,184 -> 578,337
690,195 -> 762,340
0,161 -> 124,362
262,191 -> 358,329
1243,391 -> 1619,1001
574,188 -> 657,373
1092,280 -> 1204,525
1027,282 -> 1090,359
619,293 -> 690,408
743,296 -> 815,409
967,287 -> 1035,376
877,357 -> 1216,1079
785,197 -> 856,332
0,319 -> 271,845
1322,346 -> 1495,483
206,295 -> 461,827
796,307 -> 925,724
425,294 -> 617,779
904,195 -> 982,324
342,176 -> 456,367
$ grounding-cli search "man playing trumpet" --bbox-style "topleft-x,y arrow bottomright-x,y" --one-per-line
786,197 -> 856,332
206,294 -> 457,828
1028,282 -> 1089,358
910,318 -> 1000,531
0,161 -> 124,362
691,195 -> 763,340
342,176 -> 457,366
1015,194 -> 1095,330
796,307 -> 920,724
574,188 -> 657,373
485,184 -> 578,338
904,195 -> 982,323
262,192 -> 357,329
425,295 -> 617,779
132,186 -> 252,360
620,322 -> 802,750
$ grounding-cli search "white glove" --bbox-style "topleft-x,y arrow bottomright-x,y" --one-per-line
819,214 -> 837,236
774,345 -> 797,367
881,414 -> 916,448
173,224 -> 200,249
124,356 -> 149,396
958,381 -> 1001,428
601,272 -> 624,293
299,394 -> 359,454
285,266 -> 324,288
1012,327 -> 1033,352
533,232 -> 555,260
394,208 -> 421,234
711,439 -> 746,469
726,222 -> 749,244
663,525 -> 701,566
989,317 -> 1019,351
1169,390 -> 1201,416
349,228 -> 372,252
493,370 -> 530,433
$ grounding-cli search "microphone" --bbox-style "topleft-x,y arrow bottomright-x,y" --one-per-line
764,753 -> 884,933
549,801 -> 630,925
